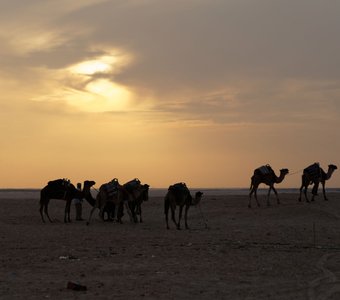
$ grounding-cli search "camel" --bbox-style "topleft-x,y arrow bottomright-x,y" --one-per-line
164,182 -> 203,230
299,163 -> 338,202
87,178 -> 124,225
123,179 -> 150,223
39,179 -> 96,223
249,165 -> 289,208
87,178 -> 148,225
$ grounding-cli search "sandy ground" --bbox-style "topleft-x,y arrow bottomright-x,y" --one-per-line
1,190 -> 340,299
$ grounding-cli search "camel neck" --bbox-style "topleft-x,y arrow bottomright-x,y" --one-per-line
326,169 -> 335,180
276,173 -> 286,183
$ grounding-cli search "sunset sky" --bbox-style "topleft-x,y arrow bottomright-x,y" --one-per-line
1,0 -> 339,188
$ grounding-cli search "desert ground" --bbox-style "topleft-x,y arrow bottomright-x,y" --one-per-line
1,189 -> 340,299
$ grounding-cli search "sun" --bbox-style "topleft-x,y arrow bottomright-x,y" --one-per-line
62,53 -> 135,112
70,55 -> 116,75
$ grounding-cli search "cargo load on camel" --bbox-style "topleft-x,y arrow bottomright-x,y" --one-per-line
256,165 -> 274,176
47,178 -> 71,189
168,182 -> 190,197
303,163 -> 321,179
100,178 -> 119,199
124,178 -> 141,193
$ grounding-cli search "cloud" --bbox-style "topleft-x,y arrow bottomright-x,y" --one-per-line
1,0 -> 340,122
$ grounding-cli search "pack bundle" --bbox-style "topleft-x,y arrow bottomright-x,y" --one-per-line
303,163 -> 321,178
102,178 -> 120,198
169,182 -> 190,195
47,178 -> 71,189
124,178 -> 141,192
256,165 -> 273,176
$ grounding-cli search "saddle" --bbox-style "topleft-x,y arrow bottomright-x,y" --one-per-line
124,178 -> 141,192
303,163 -> 321,178
169,182 -> 190,194
256,165 -> 274,176
47,178 -> 71,189
101,178 -> 120,198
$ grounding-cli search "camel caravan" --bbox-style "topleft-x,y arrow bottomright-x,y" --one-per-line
39,162 -> 337,228
249,162 -> 337,208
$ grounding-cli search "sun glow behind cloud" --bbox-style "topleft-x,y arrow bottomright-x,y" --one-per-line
30,52 -> 136,113
70,55 -> 116,75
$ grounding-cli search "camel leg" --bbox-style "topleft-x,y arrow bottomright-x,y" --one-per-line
248,189 -> 253,208
249,186 -> 260,208
44,202 -> 53,223
165,209 -> 169,229
86,206 -> 97,225
184,204 -> 190,229
303,186 -> 310,203
165,205 -> 170,229
164,197 -> 170,229
254,188 -> 260,207
298,185 -> 303,202
39,203 -> 45,223
311,181 -> 319,201
272,186 -> 280,204
138,205 -> 143,223
299,175 -> 306,202
322,181 -> 328,201
171,205 -> 177,228
124,201 -> 134,223
129,201 -> 138,223
117,202 -> 125,223
64,202 -> 68,223
98,206 -> 106,222
267,187 -> 272,206
65,200 -> 72,223
177,206 -> 183,230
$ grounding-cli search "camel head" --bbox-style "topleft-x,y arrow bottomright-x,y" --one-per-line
325,164 -> 338,180
192,191 -> 203,205
141,184 -> 150,201
280,168 -> 289,176
328,164 -> 338,171
84,180 -> 96,188
83,181 -> 96,192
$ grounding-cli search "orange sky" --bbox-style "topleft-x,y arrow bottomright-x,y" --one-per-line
0,0 -> 339,188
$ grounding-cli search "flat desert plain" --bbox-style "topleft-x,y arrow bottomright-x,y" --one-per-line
1,190 -> 340,299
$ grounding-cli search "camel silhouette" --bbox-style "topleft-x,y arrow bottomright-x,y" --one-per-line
249,165 -> 289,208
164,182 -> 203,230
299,163 -> 337,202
40,179 -> 95,223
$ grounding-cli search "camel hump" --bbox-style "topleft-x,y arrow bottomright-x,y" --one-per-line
255,165 -> 273,176
304,162 -> 321,177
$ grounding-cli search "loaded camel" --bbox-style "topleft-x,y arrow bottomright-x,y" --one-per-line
164,182 -> 203,230
87,178 -> 149,225
124,179 -> 150,223
249,165 -> 289,208
39,179 -> 96,223
101,179 -> 150,223
299,163 -> 337,202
